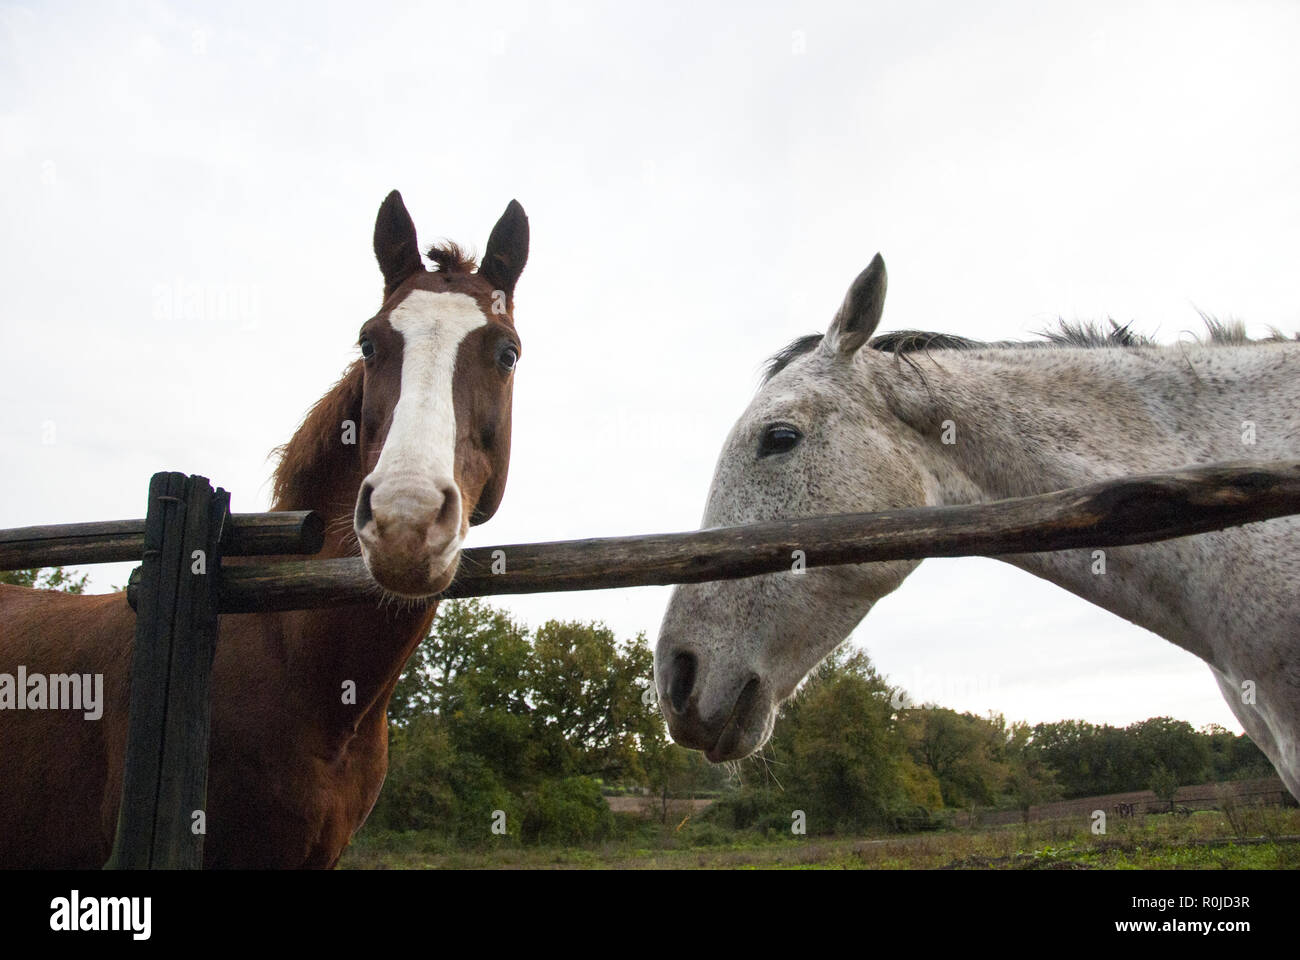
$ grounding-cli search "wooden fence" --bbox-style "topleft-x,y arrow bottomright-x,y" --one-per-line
2,459 -> 1298,868
953,775 -> 1298,828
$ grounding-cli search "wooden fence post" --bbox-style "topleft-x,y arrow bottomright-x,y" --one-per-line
105,472 -> 228,869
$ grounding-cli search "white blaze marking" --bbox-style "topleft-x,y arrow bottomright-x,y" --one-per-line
367,290 -> 487,513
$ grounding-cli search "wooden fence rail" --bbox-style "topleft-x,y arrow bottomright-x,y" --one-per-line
0,511 -> 324,570
2,461 -> 1297,611
153,459 -> 1300,612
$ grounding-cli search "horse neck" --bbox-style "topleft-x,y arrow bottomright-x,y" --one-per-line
874,342 -> 1298,661
263,368 -> 436,734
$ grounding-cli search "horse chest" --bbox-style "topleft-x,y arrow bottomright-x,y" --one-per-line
295,731 -> 388,869
203,692 -> 389,868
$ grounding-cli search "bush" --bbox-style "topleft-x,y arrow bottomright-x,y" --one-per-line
369,716 -> 521,844
890,804 -> 950,832
368,716 -> 457,832
680,820 -> 731,847
702,787 -> 787,831
757,812 -> 798,837
522,776 -> 614,845
609,812 -> 656,843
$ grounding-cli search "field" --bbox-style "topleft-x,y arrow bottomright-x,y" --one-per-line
339,806 -> 1300,870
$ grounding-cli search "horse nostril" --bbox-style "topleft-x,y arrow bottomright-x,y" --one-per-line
355,481 -> 374,530
668,651 -> 697,715
434,482 -> 458,531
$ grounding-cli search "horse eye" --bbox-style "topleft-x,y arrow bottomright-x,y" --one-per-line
758,423 -> 802,458
497,344 -> 518,371
359,337 -> 375,360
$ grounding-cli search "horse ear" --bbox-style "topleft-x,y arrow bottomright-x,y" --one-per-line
825,254 -> 887,356
373,190 -> 423,298
479,200 -> 529,301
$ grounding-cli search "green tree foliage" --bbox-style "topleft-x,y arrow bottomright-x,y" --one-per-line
902,707 -> 1007,807
1030,716 -> 1244,798
641,734 -> 713,824
0,566 -> 88,593
1002,720 -> 1062,820
369,598 -> 1278,848
898,709 -> 1060,819
526,619 -> 659,783
371,600 -> 665,845
389,599 -> 531,726
1202,723 -> 1273,781
1149,762 -> 1180,813
784,651 -> 914,829
371,714 -> 481,837
710,647 -> 941,834
521,776 -> 614,844
1129,717 -> 1210,786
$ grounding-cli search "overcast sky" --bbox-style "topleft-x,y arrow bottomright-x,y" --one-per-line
3,0 -> 1297,734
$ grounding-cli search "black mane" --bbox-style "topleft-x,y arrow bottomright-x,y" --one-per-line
762,317 -> 1293,383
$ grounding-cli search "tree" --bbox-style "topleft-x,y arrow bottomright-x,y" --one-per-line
769,647 -> 926,832
389,598 -> 532,726
1031,716 -> 1220,798
642,734 -> 687,824
0,566 -> 88,593
521,776 -> 614,845
1002,721 -> 1061,822
526,620 -> 660,783
1128,717 -> 1210,787
1202,723 -> 1273,781
374,601 -> 673,843
902,707 -> 1008,808
369,712 -> 522,843
1149,763 -> 1179,813
1031,719 -> 1135,797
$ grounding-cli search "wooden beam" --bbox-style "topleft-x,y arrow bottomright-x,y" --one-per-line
106,473 -> 227,869
0,519 -> 143,569
220,511 -> 324,559
202,459 -> 1300,613
0,510 -> 323,570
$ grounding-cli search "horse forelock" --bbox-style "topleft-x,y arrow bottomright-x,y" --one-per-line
425,241 -> 477,274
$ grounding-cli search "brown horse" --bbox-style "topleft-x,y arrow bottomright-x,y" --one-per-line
0,190 -> 528,867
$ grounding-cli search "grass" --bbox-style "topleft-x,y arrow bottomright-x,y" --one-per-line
338,805 -> 1300,870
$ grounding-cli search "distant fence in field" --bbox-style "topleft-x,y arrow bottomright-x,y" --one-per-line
954,776 -> 1296,828
605,795 -> 717,820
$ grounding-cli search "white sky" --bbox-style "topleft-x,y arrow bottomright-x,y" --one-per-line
3,0 -> 1297,734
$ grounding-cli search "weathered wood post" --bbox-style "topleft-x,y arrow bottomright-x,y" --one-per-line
106,472 -> 228,869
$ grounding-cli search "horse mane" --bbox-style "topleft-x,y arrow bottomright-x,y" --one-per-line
271,360 -> 364,511
763,317 -> 1299,383
426,241 -> 477,274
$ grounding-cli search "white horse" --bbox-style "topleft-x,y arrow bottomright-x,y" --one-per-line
654,254 -> 1300,800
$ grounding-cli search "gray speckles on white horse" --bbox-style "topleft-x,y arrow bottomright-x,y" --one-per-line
655,253 -> 1300,800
